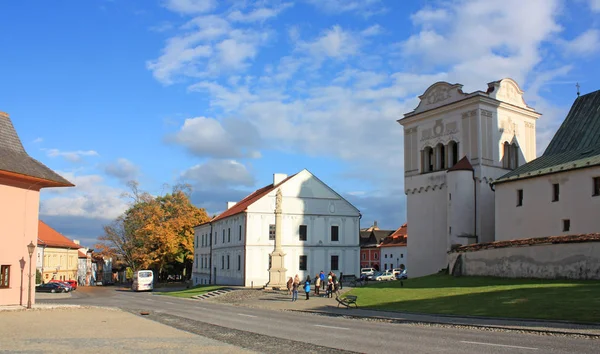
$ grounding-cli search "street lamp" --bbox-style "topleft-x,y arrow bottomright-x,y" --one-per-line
27,241 -> 35,309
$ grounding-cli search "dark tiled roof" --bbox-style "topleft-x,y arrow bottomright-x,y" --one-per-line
449,233 -> 600,253
494,90 -> 600,184
208,173 -> 297,223
0,112 -> 73,186
447,156 -> 473,172
372,230 -> 395,241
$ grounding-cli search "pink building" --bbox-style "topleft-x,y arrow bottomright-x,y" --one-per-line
0,111 -> 73,307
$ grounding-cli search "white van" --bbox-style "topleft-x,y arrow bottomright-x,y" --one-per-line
360,268 -> 376,276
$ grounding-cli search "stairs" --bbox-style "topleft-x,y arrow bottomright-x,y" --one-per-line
191,287 -> 237,300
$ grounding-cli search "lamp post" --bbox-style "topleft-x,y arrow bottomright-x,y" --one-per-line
27,241 -> 35,309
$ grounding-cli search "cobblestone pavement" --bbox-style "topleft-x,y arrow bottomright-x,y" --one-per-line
0,307 -> 257,353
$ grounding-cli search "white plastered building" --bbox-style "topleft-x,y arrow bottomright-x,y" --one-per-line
398,78 -> 541,277
192,169 -> 361,287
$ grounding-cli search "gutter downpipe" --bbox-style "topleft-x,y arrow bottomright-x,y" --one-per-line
472,168 -> 478,244
243,215 -> 247,288
208,222 -> 213,285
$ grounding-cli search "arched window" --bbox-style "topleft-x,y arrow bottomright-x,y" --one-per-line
502,142 -> 511,169
436,143 -> 445,170
447,141 -> 459,168
503,142 -> 519,169
510,143 -> 518,169
422,146 -> 434,173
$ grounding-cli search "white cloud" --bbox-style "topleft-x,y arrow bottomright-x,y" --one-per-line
399,0 -> 563,88
148,11 -> 275,83
228,4 -> 292,23
589,0 -> 600,11
39,172 -> 128,220
559,29 -> 600,57
32,137 -> 43,143
361,24 -> 383,37
104,158 -> 140,183
162,0 -> 217,14
46,149 -> 99,163
298,25 -> 360,59
410,7 -> 450,26
181,159 -> 255,187
165,116 -> 261,158
305,0 -> 386,16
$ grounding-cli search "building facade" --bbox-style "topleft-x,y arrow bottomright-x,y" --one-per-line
398,79 -> 541,277
378,223 -> 408,271
37,221 -> 81,282
0,111 -> 73,306
493,89 -> 600,241
359,222 -> 394,271
192,169 -> 361,287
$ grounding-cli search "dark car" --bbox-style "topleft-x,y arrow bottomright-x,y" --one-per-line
396,269 -> 408,280
36,283 -> 67,293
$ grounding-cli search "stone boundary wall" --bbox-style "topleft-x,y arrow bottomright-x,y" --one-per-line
448,235 -> 600,280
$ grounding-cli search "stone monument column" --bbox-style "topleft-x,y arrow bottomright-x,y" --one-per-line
267,189 -> 287,289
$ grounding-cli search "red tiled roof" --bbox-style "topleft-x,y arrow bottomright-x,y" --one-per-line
379,223 -> 408,247
449,233 -> 600,253
38,220 -> 81,249
208,173 -> 298,224
447,156 -> 474,172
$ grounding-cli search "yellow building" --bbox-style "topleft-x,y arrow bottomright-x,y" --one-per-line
38,220 -> 80,282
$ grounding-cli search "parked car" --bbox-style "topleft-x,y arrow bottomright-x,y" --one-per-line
366,271 -> 381,281
360,268 -> 376,276
48,280 -> 72,292
64,280 -> 77,290
376,271 -> 395,281
36,283 -> 67,293
391,268 -> 404,276
396,269 -> 408,280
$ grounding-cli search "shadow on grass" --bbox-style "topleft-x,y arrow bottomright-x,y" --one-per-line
351,281 -> 600,324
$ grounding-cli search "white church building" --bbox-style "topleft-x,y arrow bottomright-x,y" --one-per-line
192,169 -> 361,287
399,78 -> 541,278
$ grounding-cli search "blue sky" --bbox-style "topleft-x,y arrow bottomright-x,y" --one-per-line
1,0 -> 599,246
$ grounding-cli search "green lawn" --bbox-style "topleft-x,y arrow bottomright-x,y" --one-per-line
347,275 -> 600,323
155,285 -> 226,298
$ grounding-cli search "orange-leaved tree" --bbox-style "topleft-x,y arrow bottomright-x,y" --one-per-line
97,181 -> 209,281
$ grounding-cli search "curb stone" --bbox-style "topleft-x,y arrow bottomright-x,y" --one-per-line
287,309 -> 600,339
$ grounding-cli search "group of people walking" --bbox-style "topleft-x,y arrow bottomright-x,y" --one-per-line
286,270 -> 340,301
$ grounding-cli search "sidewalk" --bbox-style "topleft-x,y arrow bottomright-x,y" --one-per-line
224,287 -> 600,337
0,306 -> 256,353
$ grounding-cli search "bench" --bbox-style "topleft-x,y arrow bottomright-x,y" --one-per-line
336,295 -> 358,309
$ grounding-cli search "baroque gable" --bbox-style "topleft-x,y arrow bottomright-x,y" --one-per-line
413,82 -> 469,114
487,78 -> 530,110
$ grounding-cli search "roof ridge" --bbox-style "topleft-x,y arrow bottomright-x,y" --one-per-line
0,112 -> 74,186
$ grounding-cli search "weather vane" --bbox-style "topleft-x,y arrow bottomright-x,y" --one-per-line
576,83 -> 580,97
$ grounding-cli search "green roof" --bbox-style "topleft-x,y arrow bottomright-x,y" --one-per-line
494,89 -> 600,184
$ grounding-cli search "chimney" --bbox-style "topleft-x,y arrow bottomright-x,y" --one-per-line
273,173 -> 288,185
374,221 -> 378,228
227,201 -> 237,209
73,240 -> 80,245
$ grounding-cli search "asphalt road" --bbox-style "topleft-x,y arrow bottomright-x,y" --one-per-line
39,287 -> 599,354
